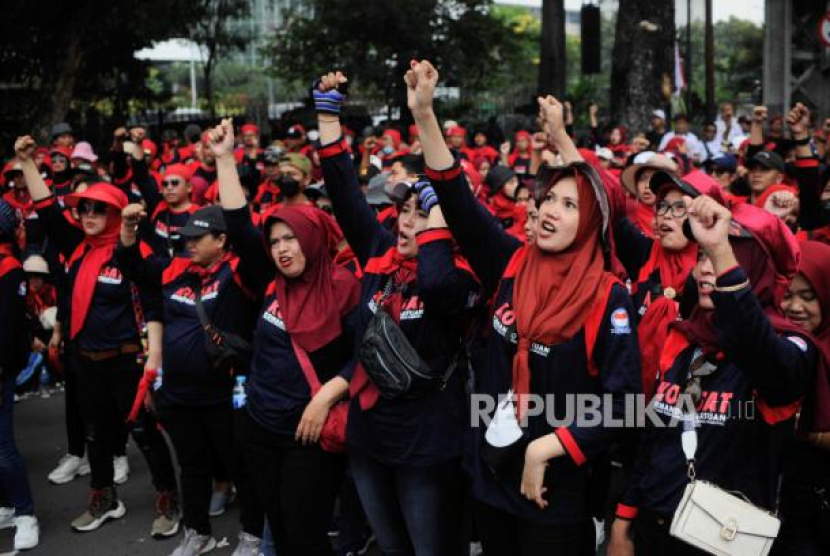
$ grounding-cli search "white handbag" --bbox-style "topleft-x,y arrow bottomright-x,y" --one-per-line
669,421 -> 780,556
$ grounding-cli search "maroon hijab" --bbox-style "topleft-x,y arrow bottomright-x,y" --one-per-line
676,202 -> 804,353
797,241 -> 830,431
267,205 -> 360,353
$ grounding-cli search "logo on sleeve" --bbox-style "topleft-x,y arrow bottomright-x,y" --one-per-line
786,336 -> 808,353
610,308 -> 631,335
17,280 -> 26,297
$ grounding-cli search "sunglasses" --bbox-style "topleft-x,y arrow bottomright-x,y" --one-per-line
77,200 -> 108,217
655,200 -> 687,218
162,179 -> 184,188
683,349 -> 719,406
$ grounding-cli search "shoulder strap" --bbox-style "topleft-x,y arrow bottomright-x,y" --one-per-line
291,337 -> 321,394
191,276 -> 212,330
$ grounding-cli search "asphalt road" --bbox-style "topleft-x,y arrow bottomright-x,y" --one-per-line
7,390 -> 244,556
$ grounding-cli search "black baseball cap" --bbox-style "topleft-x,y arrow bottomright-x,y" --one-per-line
648,170 -> 700,199
746,151 -> 785,173
178,205 -> 227,238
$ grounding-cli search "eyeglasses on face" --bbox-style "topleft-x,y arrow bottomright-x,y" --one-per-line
655,200 -> 688,218
162,179 -> 184,188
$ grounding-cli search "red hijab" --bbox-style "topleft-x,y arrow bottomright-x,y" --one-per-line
65,183 -> 128,339
511,167 -> 615,412
267,205 -> 360,353
508,131 -> 532,167
796,241 -> 830,431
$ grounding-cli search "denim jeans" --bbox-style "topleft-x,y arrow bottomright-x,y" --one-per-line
349,451 -> 465,556
0,372 -> 35,515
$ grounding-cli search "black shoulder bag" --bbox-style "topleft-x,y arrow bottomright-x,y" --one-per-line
192,277 -> 253,374
358,277 -> 457,400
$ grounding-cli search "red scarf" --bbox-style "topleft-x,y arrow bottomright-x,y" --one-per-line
269,205 -> 360,353
67,184 -> 127,339
630,200 -> 655,238
489,191 -> 517,223
511,170 -> 615,416
797,241 -> 830,432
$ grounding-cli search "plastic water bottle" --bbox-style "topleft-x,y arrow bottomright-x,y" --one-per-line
39,364 -> 50,388
153,368 -> 164,391
232,376 -> 247,409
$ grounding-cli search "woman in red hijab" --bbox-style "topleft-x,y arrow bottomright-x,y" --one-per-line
408,60 -> 642,554
609,199 -> 817,555
776,240 -> 830,555
14,136 -> 177,536
211,119 -> 361,555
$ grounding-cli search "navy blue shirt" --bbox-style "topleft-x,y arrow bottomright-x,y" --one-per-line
117,244 -> 259,406
319,138 -> 482,467
0,256 -> 28,372
222,206 -> 357,437
620,267 -> 817,517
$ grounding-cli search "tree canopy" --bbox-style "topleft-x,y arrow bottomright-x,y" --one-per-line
264,0 -> 537,118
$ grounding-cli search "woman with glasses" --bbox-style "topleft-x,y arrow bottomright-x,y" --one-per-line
13,136 -> 178,537
608,197 -> 817,555
774,240 -> 830,555
615,169 -> 724,398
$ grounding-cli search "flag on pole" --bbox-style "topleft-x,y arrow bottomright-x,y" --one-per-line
674,42 -> 686,93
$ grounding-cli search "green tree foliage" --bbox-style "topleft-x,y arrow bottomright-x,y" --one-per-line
187,0 -> 250,117
0,0 -> 203,137
264,0 -> 536,118
681,16 -> 764,113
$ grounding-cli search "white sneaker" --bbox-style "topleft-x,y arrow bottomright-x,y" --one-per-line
0,507 -> 15,529
14,515 -> 39,550
593,517 -> 606,550
48,454 -> 89,485
114,456 -> 130,485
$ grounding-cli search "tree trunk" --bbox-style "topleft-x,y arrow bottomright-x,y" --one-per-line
610,0 -> 675,131
538,0 -> 566,97
37,33 -> 84,133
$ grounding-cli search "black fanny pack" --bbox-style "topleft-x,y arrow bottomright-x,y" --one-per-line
358,279 -> 456,400
192,276 -> 252,374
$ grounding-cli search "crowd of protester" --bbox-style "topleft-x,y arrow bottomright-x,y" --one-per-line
0,58 -> 829,556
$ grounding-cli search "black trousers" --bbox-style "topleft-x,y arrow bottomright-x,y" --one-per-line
473,500 -> 595,556
241,410 -> 345,556
75,352 -> 175,491
633,510 -> 709,555
63,361 -> 87,458
155,394 -> 262,536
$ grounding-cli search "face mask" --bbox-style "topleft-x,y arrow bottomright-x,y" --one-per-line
381,146 -> 395,156
278,175 -> 301,198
